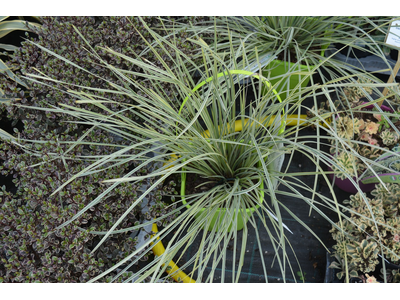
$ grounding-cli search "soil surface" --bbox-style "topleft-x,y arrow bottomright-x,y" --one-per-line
184,172 -> 219,195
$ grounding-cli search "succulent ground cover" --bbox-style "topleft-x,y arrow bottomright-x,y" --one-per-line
307,80 -> 400,180
329,183 -> 400,282
0,16 -> 203,282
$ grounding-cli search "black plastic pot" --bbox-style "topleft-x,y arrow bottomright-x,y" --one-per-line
380,256 -> 400,271
335,43 -> 399,61
324,249 -> 362,283
325,249 -> 400,283
326,44 -> 400,79
335,43 -> 371,59
390,48 -> 400,60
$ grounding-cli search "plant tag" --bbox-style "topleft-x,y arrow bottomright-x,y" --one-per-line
385,19 -> 400,49
360,146 -> 400,184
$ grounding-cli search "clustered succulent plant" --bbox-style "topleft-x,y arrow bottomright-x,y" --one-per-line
0,16 -> 202,282
308,80 -> 400,179
329,183 -> 400,282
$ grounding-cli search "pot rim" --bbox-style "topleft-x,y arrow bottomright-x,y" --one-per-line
180,166 -> 265,213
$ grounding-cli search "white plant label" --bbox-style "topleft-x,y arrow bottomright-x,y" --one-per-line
385,20 -> 400,49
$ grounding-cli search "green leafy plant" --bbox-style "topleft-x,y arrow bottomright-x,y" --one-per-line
296,271 -> 306,281
329,183 -> 400,282
8,17 -> 384,283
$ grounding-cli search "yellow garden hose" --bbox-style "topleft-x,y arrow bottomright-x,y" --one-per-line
194,114 -> 330,139
150,223 -> 196,283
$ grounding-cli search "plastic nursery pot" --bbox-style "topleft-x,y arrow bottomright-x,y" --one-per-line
324,249 -> 400,283
179,69 -> 283,120
328,168 -> 376,194
176,70 -> 285,232
329,103 -> 393,194
323,249 -> 359,283
179,69 -> 285,136
323,249 -> 366,283
336,43 -> 371,59
262,59 -> 313,101
261,44 -> 330,101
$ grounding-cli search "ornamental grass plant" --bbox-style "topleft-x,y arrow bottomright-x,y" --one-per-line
1,17 -> 400,283
169,16 -> 400,100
